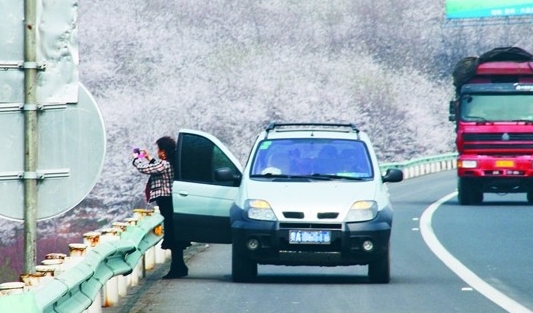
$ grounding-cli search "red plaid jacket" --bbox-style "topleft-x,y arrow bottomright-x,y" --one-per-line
132,158 -> 174,202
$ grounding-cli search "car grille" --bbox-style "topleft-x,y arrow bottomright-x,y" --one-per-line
282,212 -> 304,219
282,211 -> 339,219
279,223 -> 342,230
317,212 -> 339,219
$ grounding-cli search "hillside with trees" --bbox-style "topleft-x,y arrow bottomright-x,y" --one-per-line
1,0 -> 532,281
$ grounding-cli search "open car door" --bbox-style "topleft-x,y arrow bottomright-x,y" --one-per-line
172,129 -> 242,244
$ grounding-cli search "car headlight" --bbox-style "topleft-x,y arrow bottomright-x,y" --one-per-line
458,160 -> 477,168
245,199 -> 277,221
345,200 -> 378,222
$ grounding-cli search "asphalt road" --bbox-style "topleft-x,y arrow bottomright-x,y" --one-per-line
104,170 -> 533,313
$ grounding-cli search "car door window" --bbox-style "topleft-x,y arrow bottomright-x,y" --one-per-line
177,133 -> 238,186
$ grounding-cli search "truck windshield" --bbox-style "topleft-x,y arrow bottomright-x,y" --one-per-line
460,94 -> 533,122
250,138 -> 373,179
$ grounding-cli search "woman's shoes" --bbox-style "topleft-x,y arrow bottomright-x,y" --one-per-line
162,248 -> 189,279
162,266 -> 188,279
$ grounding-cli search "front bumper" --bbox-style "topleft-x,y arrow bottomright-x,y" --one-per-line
230,206 -> 392,266
457,155 -> 533,192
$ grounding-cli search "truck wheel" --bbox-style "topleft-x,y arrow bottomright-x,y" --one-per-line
527,192 -> 533,204
368,248 -> 390,284
232,246 -> 257,283
471,190 -> 483,204
458,178 -> 483,205
457,178 -> 473,205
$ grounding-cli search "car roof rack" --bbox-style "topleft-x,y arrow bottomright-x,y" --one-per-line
265,122 -> 359,133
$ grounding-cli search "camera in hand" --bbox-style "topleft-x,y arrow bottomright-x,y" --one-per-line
133,147 -> 145,159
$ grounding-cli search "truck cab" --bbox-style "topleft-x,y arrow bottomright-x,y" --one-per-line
449,48 -> 533,205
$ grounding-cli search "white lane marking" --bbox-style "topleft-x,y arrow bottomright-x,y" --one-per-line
420,192 -> 533,313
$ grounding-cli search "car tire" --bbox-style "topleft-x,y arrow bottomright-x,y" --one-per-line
231,246 -> 257,283
368,248 -> 390,284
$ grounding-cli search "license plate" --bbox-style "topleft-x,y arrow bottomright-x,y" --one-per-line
495,160 -> 514,167
289,230 -> 331,244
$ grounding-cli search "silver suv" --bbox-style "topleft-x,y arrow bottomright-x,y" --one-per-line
172,122 -> 403,283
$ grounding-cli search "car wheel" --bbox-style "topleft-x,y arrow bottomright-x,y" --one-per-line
231,246 -> 257,283
368,248 -> 390,284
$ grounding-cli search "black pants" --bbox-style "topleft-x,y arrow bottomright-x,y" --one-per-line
155,196 -> 190,250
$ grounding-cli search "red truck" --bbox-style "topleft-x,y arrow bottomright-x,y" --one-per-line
449,47 -> 533,205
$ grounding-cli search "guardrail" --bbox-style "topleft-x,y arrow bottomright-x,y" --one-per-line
0,152 -> 459,313
0,210 -> 165,313
379,152 -> 457,179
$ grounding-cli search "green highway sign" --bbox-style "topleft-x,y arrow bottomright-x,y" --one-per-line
446,0 -> 533,19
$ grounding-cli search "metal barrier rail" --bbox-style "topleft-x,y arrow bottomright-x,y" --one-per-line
379,152 -> 457,179
0,213 -> 164,313
0,152 -> 459,313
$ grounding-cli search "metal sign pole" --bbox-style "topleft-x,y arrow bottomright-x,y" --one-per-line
23,0 -> 38,274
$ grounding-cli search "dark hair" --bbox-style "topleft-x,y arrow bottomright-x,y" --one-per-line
156,136 -> 177,168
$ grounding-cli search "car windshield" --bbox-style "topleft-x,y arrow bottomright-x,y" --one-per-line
460,94 -> 533,122
250,138 -> 373,179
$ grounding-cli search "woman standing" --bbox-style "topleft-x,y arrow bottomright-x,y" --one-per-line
132,136 -> 190,279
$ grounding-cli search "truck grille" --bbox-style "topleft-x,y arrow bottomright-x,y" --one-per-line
464,144 -> 533,149
464,133 -> 533,141
463,132 -> 533,153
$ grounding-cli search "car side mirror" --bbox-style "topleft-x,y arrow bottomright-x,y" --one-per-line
215,167 -> 242,186
382,168 -> 403,183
